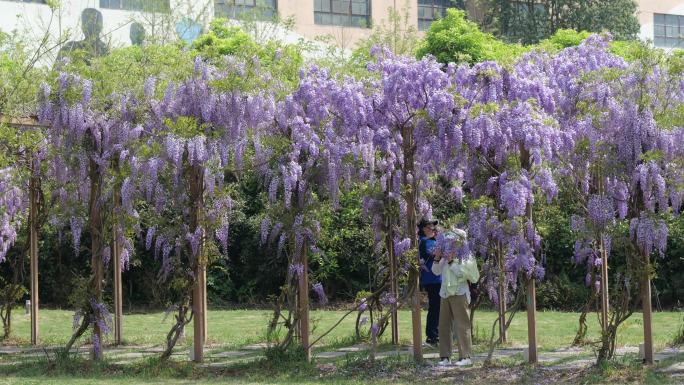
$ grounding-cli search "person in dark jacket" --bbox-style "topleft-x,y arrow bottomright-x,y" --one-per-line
418,218 -> 441,345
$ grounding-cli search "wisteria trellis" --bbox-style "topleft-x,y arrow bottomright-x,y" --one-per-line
1,34 -> 682,364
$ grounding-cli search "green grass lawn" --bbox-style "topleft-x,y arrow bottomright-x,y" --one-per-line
1,309 -> 683,385
3,308 -> 682,352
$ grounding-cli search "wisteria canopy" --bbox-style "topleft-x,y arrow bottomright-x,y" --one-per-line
1,34 -> 683,362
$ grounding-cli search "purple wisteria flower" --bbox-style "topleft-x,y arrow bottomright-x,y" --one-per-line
380,292 -> 396,306
358,298 -> 368,312
288,263 -> 304,277
312,282 -> 328,305
370,323 -> 379,339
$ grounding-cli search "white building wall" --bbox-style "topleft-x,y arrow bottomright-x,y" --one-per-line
0,0 -> 422,52
7,1 -> 674,55
636,0 -> 684,48
0,0 -> 213,50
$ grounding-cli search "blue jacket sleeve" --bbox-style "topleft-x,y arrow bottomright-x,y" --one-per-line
419,238 -> 428,260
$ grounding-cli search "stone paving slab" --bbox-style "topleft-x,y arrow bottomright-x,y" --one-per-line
200,361 -> 234,368
142,347 -> 166,353
541,358 -> 595,370
210,350 -> 252,358
24,350 -> 87,358
654,347 -> 681,362
109,352 -> 147,359
338,344 -> 369,352
615,346 -> 639,355
199,355 -> 261,368
241,343 -> 269,351
0,347 -> 32,355
551,346 -> 586,353
316,351 -> 347,359
655,353 -> 680,362
0,361 -> 22,367
657,362 -> 684,374
375,351 -> 408,359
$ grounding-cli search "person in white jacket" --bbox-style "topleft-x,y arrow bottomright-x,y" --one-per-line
432,228 -> 479,367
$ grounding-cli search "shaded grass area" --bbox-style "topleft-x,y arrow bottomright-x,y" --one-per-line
4,309 -> 681,351
0,354 -> 409,385
1,309 -> 683,384
0,350 -> 681,385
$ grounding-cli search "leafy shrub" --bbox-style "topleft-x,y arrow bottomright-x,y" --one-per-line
417,9 -> 527,65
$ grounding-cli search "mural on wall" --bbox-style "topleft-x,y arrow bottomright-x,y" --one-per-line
56,8 -> 110,64
130,22 -> 145,46
175,18 -> 203,44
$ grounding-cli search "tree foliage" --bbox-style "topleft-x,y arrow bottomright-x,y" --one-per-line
417,9 -> 526,65
482,0 -> 640,45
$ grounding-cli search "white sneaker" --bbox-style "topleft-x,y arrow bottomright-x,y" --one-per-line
454,358 -> 472,367
437,358 -> 451,366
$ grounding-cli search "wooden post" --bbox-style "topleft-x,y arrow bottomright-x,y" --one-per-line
600,237 -> 609,334
642,251 -> 653,364
193,263 -> 205,362
497,243 -> 507,343
298,245 -> 311,361
192,270 -> 203,361
189,164 -> 205,363
499,287 -> 507,342
401,124 -> 422,362
112,238 -> 123,345
202,265 -> 207,344
526,278 -> 537,363
410,274 -> 422,361
88,157 -> 105,361
112,189 -> 123,346
520,145 -> 537,363
596,178 -> 609,335
385,187 -> 399,345
92,254 -> 104,359
192,248 -> 206,362
29,165 -> 39,346
388,239 -> 399,345
0,118 -> 46,346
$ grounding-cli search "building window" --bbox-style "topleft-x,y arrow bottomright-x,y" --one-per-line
654,13 -> 684,48
215,0 -> 277,20
314,0 -> 371,28
99,0 -> 170,13
418,0 -> 463,31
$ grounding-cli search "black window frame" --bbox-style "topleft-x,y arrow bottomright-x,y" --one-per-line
417,0 -> 463,31
214,0 -> 278,20
654,13 -> 684,49
314,0 -> 371,29
99,0 -> 171,13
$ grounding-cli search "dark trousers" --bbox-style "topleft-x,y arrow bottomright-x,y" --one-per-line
424,283 -> 441,342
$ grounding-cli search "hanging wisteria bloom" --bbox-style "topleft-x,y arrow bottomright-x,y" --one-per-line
312,282 -> 328,305
0,168 -> 26,264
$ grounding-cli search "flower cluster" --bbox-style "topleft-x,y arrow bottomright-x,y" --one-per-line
0,169 -> 26,263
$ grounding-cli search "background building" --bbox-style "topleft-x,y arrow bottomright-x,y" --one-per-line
637,0 -> 684,49
1,0 -> 679,57
0,0 -> 474,54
